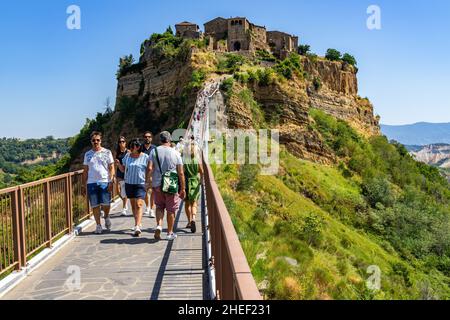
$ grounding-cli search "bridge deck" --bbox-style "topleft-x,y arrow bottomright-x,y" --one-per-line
2,201 -> 205,300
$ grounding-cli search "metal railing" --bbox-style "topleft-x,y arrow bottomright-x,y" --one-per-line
202,160 -> 262,300
0,171 -> 93,278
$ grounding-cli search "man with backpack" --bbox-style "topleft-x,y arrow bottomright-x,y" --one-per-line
149,131 -> 186,241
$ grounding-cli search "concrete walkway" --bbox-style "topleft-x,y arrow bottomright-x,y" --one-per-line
2,201 -> 205,300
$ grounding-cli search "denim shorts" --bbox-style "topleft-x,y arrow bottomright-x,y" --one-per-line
125,184 -> 146,200
87,183 -> 111,208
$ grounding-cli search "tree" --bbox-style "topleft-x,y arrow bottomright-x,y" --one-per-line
165,26 -> 174,35
325,48 -> 341,61
116,54 -> 135,79
342,53 -> 357,66
298,44 -> 311,55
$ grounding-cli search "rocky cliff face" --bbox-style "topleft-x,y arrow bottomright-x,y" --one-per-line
408,144 -> 450,169
407,144 -> 450,182
225,56 -> 380,163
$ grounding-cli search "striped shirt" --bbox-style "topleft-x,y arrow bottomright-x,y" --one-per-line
122,153 -> 150,185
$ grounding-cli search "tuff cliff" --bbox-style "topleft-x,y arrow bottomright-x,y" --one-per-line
223,54 -> 380,163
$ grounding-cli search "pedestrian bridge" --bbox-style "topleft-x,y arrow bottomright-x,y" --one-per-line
0,79 -> 262,300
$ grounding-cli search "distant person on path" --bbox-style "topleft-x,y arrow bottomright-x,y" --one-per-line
117,139 -> 151,237
149,131 -> 186,241
82,131 -> 115,234
175,136 -> 184,154
182,140 -> 204,233
140,131 -> 156,218
114,136 -> 129,216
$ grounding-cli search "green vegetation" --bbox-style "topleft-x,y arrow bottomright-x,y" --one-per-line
298,44 -> 311,56
212,107 -> 450,299
216,53 -> 248,73
256,50 -> 277,63
69,108 -> 113,164
342,53 -> 357,67
273,53 -> 302,80
325,49 -> 358,67
325,48 -> 342,61
116,54 -> 136,79
0,137 -> 70,188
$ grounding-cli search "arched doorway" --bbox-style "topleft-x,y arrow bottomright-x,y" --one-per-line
233,41 -> 241,51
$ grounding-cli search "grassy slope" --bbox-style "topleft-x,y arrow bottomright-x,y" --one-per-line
212,150 -> 450,300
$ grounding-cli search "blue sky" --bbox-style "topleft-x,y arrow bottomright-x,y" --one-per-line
0,0 -> 449,138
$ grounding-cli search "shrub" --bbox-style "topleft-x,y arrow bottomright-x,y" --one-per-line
325,48 -> 342,61
257,68 -> 275,86
220,77 -> 234,101
217,53 -> 247,73
298,44 -> 311,55
299,213 -> 324,247
342,53 -> 357,66
256,49 -> 277,62
362,177 -> 395,208
274,53 -> 302,80
313,77 -> 322,91
116,54 -> 135,79
185,69 -> 206,91
234,72 -> 250,84
237,164 -> 260,191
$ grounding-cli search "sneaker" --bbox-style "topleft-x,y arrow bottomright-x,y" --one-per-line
95,224 -> 103,234
131,224 -> 142,231
133,226 -> 142,237
167,233 -> 178,241
190,221 -> 196,234
149,209 -> 156,218
143,208 -> 150,217
101,210 -> 105,218
105,217 -> 112,231
154,226 -> 162,240
120,208 -> 129,216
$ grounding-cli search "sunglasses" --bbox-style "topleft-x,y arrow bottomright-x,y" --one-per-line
144,136 -> 152,139
91,139 -> 101,142
119,141 -> 126,143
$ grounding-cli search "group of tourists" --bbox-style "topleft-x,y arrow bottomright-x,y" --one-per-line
82,130 -> 203,241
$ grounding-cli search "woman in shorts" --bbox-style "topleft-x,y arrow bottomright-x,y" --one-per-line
117,139 -> 151,237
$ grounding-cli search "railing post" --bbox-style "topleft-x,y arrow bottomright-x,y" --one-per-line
65,175 -> 73,233
11,189 -> 22,270
44,181 -> 52,248
17,187 -> 27,267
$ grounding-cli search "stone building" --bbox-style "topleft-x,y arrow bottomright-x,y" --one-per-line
267,31 -> 299,59
175,17 -> 299,58
175,21 -> 201,39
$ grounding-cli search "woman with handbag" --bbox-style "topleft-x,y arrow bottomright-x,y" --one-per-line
182,140 -> 204,233
116,139 -> 151,237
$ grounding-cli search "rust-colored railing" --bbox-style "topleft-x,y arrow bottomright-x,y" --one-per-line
0,171 -> 93,278
203,160 -> 262,300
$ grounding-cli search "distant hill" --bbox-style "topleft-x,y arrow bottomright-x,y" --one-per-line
381,122 -> 450,145
0,137 -> 70,188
